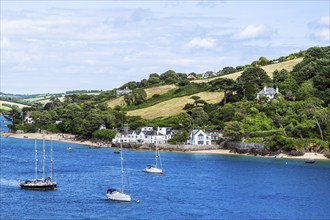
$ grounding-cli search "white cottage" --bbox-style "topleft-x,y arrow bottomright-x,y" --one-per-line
187,129 -> 211,145
256,86 -> 279,101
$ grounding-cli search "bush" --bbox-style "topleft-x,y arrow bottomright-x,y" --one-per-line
249,130 -> 284,138
92,129 -> 117,140
43,124 -> 60,133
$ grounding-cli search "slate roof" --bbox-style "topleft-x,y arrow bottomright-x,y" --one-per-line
257,87 -> 276,96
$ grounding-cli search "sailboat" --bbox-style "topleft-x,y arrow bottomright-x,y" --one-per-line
19,139 -> 57,190
106,141 -> 131,202
145,138 -> 164,174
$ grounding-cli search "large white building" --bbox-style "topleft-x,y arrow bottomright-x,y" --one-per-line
112,127 -> 173,144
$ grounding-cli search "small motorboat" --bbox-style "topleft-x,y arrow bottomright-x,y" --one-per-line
305,158 -> 315,164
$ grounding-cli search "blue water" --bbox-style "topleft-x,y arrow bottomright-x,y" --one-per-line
1,136 -> 329,220
0,115 -> 11,133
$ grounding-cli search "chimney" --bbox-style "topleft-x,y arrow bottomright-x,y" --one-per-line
276,87 -> 279,93
264,86 -> 267,92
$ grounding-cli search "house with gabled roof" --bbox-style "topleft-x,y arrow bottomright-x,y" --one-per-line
187,129 -> 211,145
202,71 -> 216,79
115,87 -> 132,97
256,86 -> 279,101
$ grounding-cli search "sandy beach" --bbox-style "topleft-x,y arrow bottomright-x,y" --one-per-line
1,132 -> 103,148
2,132 -> 329,160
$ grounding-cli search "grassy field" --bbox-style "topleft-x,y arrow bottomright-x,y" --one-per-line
107,85 -> 177,108
23,95 -> 67,104
193,58 -> 303,83
127,91 -> 224,119
0,100 -> 30,110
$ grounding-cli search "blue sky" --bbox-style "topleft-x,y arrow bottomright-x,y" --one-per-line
1,1 -> 329,94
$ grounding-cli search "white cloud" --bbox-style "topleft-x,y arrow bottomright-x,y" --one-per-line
184,37 -> 216,49
309,16 -> 330,42
0,37 -> 10,49
313,29 -> 330,42
234,24 -> 269,40
317,16 -> 330,26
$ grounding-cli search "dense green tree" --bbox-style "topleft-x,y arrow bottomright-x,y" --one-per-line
258,57 -> 269,66
191,108 -> 209,127
295,80 -> 317,100
236,67 -> 272,100
223,121 -> 244,141
220,67 -> 236,75
210,78 -> 235,104
168,130 -> 188,144
92,129 -> 117,140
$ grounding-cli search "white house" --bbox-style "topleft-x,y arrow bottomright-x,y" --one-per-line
99,124 -> 106,130
24,116 -> 34,124
202,71 -> 216,79
112,127 -> 174,144
256,86 -> 279,101
187,129 -> 212,145
116,87 -> 132,97
187,73 -> 197,79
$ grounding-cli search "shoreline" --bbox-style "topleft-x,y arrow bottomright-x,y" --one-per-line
1,132 -> 329,160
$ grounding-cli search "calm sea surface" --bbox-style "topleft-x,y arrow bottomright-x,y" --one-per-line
1,121 -> 330,219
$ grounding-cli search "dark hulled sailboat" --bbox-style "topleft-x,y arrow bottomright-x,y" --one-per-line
19,139 -> 57,190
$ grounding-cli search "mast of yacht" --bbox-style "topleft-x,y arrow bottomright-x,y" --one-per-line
155,136 -> 158,169
43,138 -> 45,180
35,140 -> 38,180
50,138 -> 53,180
120,140 -> 124,193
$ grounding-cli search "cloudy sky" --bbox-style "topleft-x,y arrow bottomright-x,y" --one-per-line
1,1 -> 329,94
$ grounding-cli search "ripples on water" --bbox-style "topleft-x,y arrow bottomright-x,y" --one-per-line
1,136 -> 329,220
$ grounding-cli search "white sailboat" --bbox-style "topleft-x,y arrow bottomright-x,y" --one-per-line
106,141 -> 131,202
145,138 -> 164,174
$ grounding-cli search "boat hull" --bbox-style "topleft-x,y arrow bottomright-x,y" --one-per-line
145,167 -> 164,174
107,191 -> 131,202
19,181 -> 57,190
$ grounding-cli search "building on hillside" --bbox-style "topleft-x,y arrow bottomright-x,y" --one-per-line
187,73 -> 197,79
112,127 -> 174,144
55,118 -> 64,124
115,87 -> 132,97
256,86 -> 279,101
99,124 -> 106,130
208,131 -> 223,143
187,129 -> 212,145
24,116 -> 34,124
202,71 -> 216,79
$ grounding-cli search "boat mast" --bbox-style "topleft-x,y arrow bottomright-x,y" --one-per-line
43,138 -> 45,180
50,138 -> 53,180
120,140 -> 124,193
155,138 -> 158,169
35,140 -> 38,180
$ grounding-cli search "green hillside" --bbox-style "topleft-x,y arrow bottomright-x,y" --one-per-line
125,58 -> 304,119
6,46 -> 330,154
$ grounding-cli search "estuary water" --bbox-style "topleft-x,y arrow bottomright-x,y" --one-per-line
1,135 -> 329,220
